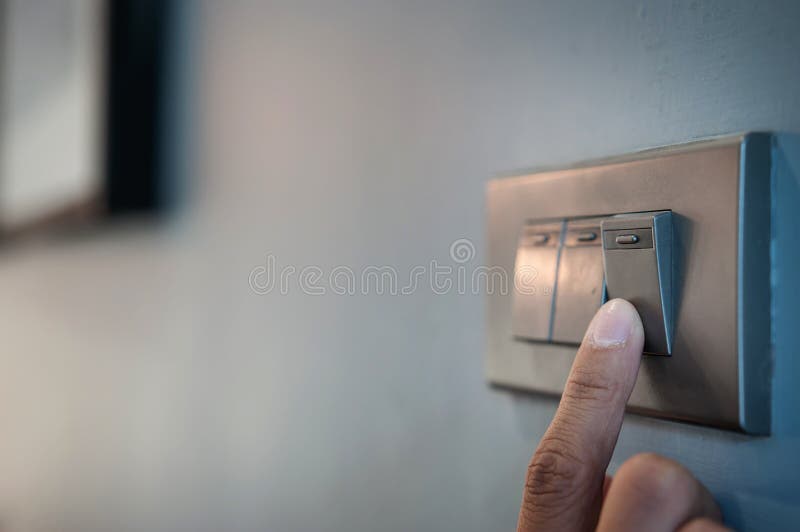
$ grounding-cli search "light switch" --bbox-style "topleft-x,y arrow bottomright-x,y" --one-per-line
487,133 -> 774,433
601,211 -> 673,355
551,219 -> 606,344
511,222 -> 562,341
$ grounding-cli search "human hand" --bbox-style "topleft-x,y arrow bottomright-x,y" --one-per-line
517,299 -> 729,532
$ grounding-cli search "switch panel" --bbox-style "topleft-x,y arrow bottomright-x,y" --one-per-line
551,219 -> 606,344
486,133 -> 773,434
511,222 -> 561,341
602,211 -> 673,355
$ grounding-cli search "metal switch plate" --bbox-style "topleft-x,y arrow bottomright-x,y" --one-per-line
486,133 -> 772,434
511,218 -> 606,345
511,222 -> 561,341
551,219 -> 605,344
602,211 -> 673,355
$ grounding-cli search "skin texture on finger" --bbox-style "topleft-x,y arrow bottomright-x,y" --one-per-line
518,299 -> 644,532
596,453 -> 724,532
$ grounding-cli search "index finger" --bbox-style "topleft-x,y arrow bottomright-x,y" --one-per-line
518,298 -> 645,532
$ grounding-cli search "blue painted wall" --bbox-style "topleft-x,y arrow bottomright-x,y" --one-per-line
0,1 -> 798,530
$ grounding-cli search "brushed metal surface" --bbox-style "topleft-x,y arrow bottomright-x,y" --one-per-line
486,134 -> 772,433
602,211 -> 673,355
551,219 -> 605,345
510,222 -> 562,341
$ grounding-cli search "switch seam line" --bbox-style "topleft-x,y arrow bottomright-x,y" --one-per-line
547,220 -> 567,341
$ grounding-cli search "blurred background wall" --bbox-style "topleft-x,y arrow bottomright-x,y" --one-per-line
1,1 -> 799,530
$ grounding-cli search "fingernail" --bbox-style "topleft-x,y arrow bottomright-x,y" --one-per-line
588,299 -> 635,348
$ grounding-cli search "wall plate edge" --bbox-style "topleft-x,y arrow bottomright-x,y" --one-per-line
738,133 -> 773,435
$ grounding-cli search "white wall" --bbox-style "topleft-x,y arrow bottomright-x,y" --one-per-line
0,1 -> 799,530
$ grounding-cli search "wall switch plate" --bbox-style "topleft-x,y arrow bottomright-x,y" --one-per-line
486,133 -> 772,434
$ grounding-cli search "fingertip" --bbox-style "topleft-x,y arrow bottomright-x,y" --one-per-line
586,298 -> 644,350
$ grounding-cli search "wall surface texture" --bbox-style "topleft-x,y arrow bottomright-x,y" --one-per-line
1,1 -> 799,531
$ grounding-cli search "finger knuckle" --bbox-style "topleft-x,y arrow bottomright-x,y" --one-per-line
616,452 -> 692,506
522,442 -> 586,518
563,367 -> 620,404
